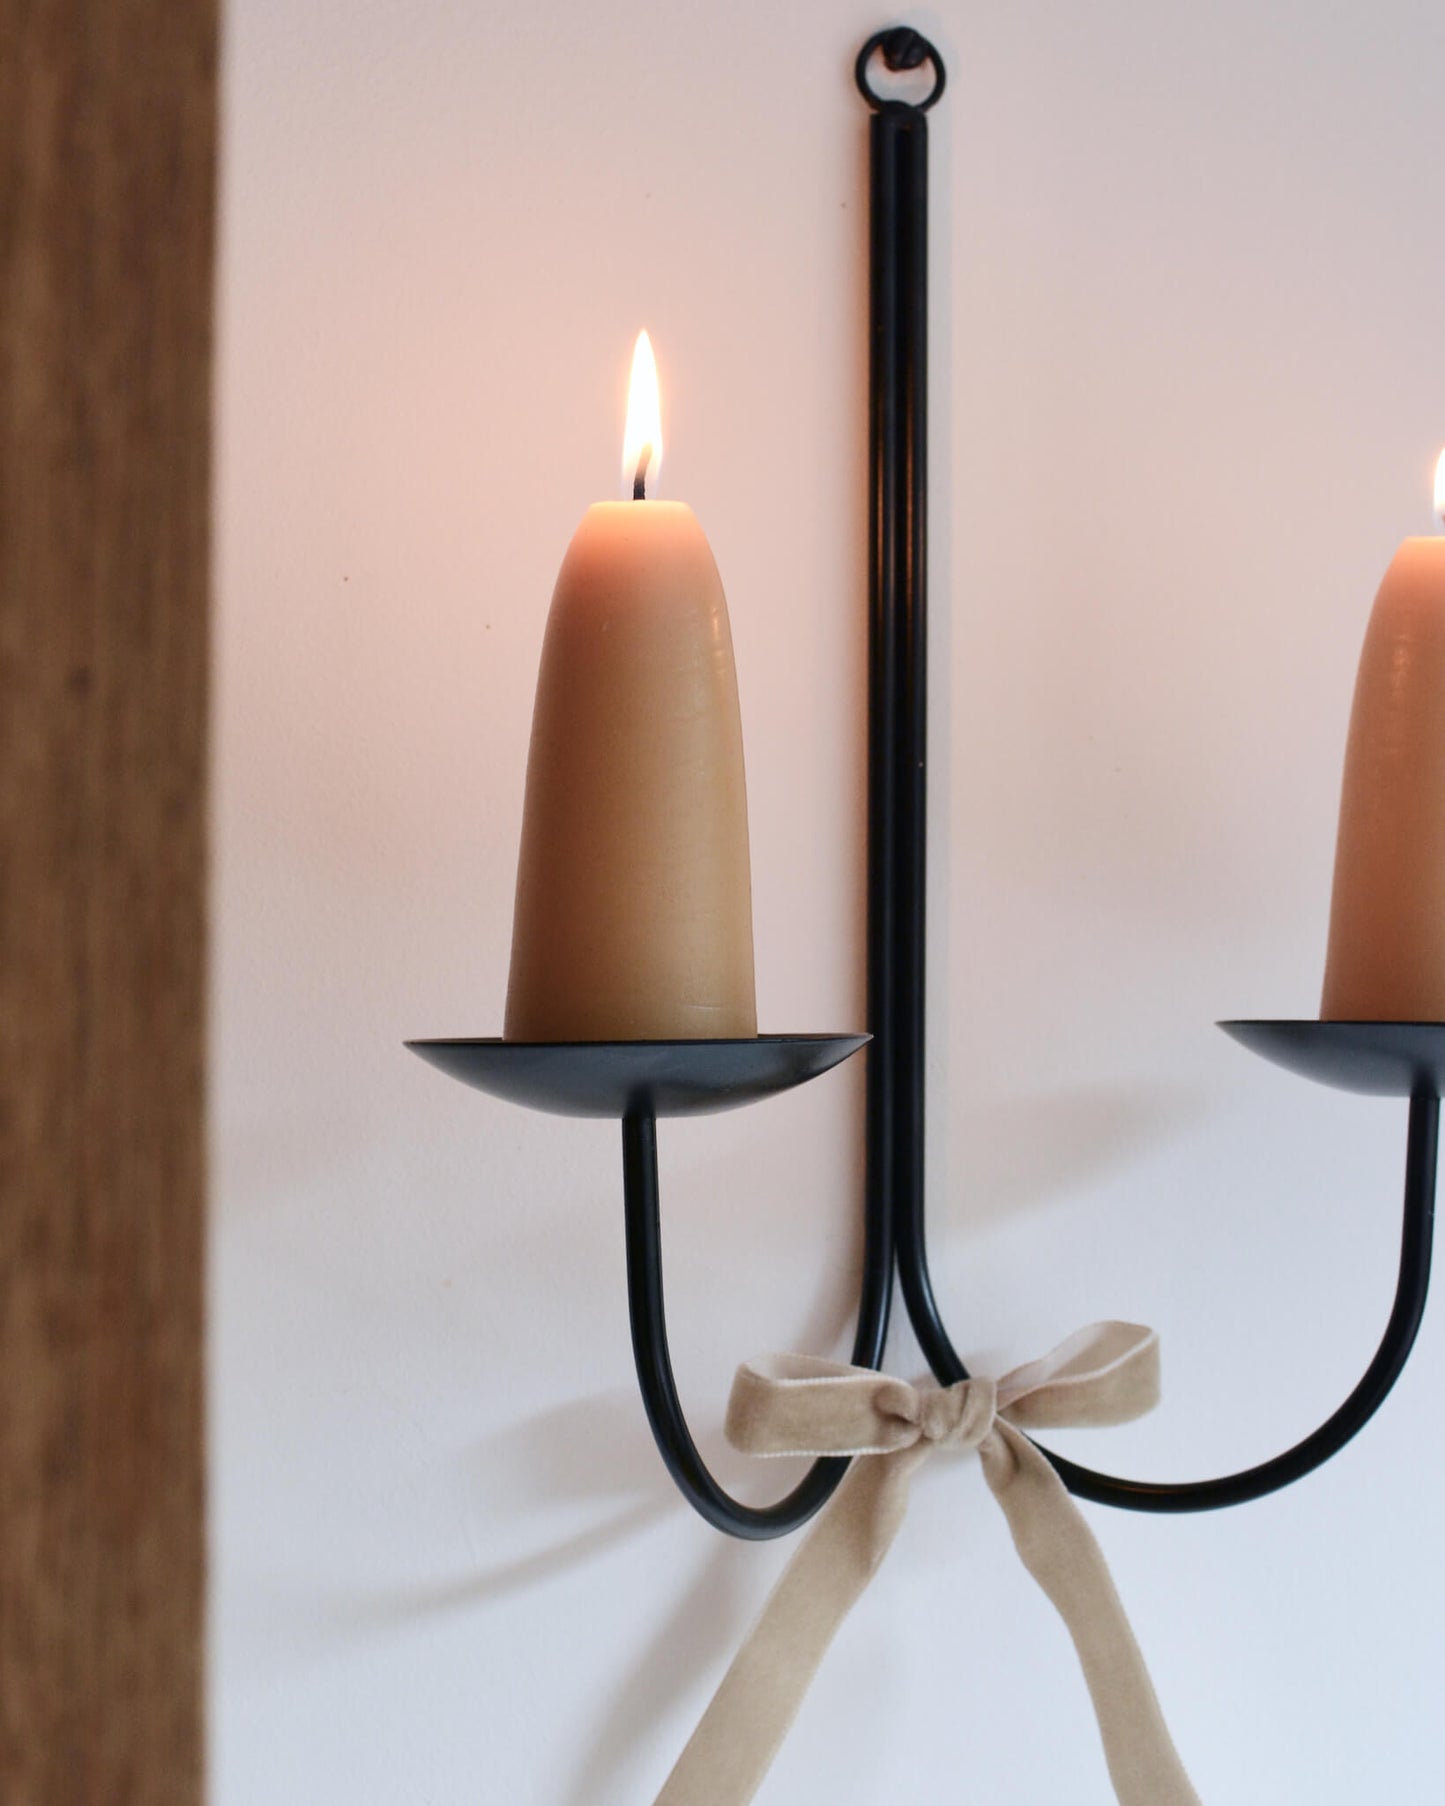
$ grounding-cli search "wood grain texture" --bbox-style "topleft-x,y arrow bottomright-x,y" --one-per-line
0,1 -> 216,1800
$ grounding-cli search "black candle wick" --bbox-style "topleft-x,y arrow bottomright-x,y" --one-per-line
632,442 -> 653,501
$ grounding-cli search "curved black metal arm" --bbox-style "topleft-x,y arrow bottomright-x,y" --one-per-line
856,25 -> 1443,1512
898,1092 -> 1437,1511
623,1107 -> 893,1539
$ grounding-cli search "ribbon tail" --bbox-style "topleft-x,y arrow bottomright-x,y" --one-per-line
653,1443 -> 927,1806
982,1422 -> 1202,1806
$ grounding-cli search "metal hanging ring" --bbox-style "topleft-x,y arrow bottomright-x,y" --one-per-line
854,27 -> 946,112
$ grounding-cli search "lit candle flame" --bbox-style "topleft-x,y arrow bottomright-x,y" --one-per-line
1435,448 -> 1445,529
622,331 -> 663,499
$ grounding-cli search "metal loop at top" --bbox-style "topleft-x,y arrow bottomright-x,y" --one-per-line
855,27 -> 946,111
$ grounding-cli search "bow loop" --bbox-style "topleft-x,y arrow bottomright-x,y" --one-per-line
997,1322 -> 1159,1430
725,1355 -> 935,1458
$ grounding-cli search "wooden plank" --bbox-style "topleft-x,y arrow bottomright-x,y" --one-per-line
0,1 -> 216,1799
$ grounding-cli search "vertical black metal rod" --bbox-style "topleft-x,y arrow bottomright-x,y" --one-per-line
862,46 -> 968,1382
867,92 -> 934,1362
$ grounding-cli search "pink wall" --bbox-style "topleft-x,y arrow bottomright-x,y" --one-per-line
214,1 -> 1445,1798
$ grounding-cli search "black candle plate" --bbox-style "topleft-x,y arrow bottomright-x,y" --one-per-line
406,1033 -> 870,1119
1220,1020 -> 1445,1098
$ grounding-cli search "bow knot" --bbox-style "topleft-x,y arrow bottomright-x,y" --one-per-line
907,1375 -> 996,1450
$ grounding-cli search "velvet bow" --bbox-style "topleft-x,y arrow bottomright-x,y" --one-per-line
654,1324 -> 1201,1806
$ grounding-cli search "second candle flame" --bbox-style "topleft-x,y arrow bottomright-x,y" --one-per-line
623,331 -> 663,500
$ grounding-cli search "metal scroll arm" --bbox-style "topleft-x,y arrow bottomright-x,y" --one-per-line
856,25 -> 1441,1512
898,1091 -> 1438,1513
623,1107 -> 893,1540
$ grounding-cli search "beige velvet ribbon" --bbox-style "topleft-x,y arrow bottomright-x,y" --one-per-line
654,1323 -> 1201,1806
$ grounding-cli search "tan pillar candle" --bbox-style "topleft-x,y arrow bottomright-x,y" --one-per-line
1322,455 -> 1445,1019
504,335 -> 757,1041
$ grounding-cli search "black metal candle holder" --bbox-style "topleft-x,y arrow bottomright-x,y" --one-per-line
411,27 -> 1441,1538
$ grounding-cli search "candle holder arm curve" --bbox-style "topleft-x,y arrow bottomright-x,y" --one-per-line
899,1049 -> 1438,1514
407,1034 -> 894,1540
624,1099 -> 895,1539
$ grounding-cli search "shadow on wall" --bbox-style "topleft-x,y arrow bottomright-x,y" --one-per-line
296,1386 -> 791,1613
294,1392 -> 676,1641
283,1386 -> 770,1801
